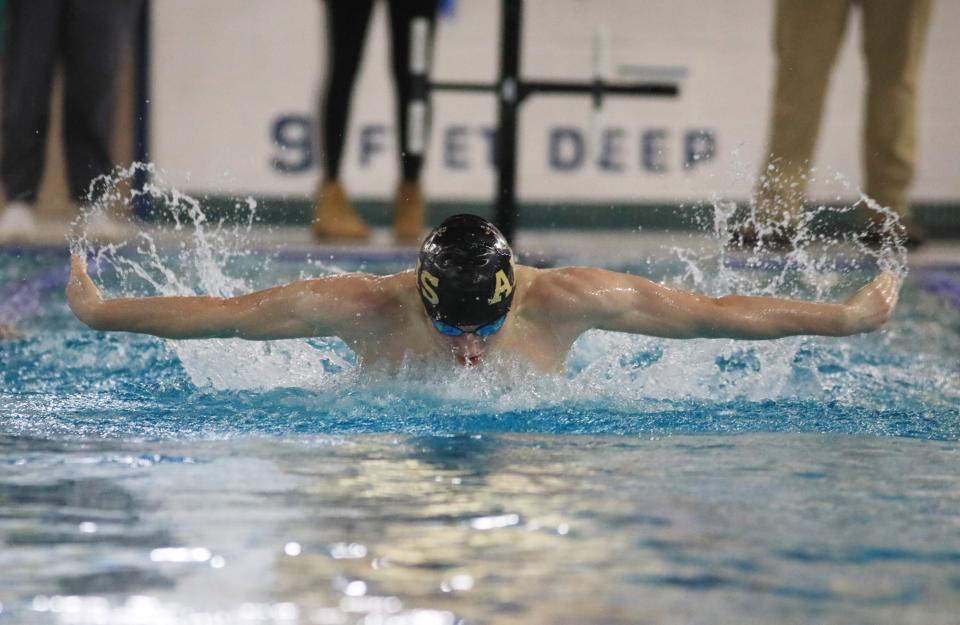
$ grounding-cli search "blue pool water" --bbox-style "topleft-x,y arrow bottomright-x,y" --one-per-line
1,240 -> 959,625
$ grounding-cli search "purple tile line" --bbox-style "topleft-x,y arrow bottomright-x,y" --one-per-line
916,270 -> 960,309
0,265 -> 70,325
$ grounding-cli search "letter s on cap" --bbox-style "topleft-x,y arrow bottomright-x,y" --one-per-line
420,270 -> 440,305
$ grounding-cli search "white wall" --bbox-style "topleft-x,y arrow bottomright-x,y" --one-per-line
152,0 -> 960,204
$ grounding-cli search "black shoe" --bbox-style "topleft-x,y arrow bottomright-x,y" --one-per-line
860,217 -> 927,250
729,223 -> 795,251
903,218 -> 928,249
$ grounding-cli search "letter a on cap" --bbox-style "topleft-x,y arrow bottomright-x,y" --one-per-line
488,270 -> 513,304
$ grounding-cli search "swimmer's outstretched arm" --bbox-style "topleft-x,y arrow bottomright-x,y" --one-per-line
66,255 -> 381,340
544,268 -> 899,340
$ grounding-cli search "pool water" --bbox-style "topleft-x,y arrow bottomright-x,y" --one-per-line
1,241 -> 959,625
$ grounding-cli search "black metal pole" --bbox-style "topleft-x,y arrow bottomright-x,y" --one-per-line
495,0 -> 522,243
421,0 -> 680,242
132,0 -> 152,219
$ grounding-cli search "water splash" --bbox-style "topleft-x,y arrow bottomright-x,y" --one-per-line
55,162 -> 940,420
69,163 -> 353,390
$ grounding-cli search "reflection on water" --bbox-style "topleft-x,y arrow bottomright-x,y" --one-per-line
0,439 -> 176,602
1,433 -> 958,624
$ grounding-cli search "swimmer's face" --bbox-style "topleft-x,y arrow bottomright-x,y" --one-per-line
443,328 -> 492,367
426,314 -> 504,367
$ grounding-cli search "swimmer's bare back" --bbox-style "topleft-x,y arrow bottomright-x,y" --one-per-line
66,255 -> 900,372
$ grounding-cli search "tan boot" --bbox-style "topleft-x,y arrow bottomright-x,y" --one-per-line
393,181 -> 425,243
312,180 -> 370,241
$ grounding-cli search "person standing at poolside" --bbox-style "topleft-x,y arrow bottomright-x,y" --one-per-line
313,0 -> 438,243
0,0 -> 144,242
67,215 -> 900,373
737,0 -> 933,249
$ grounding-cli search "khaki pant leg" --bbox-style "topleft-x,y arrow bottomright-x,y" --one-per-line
757,0 -> 852,222
861,0 -> 933,217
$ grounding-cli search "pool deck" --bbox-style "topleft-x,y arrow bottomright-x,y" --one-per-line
3,219 -> 960,267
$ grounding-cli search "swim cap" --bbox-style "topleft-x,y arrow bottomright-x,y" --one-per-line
417,214 -> 516,327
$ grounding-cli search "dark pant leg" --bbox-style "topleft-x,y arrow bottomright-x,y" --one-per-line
1,0 -> 64,203
61,0 -> 142,202
320,0 -> 376,182
387,0 -> 436,182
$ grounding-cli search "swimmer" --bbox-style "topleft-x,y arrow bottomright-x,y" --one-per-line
66,214 -> 901,372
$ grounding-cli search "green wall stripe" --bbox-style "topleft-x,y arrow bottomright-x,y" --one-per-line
140,195 -> 960,236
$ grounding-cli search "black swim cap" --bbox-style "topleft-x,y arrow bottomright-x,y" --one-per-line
417,214 -> 516,327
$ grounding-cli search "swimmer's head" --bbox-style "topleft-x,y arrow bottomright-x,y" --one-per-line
417,214 -> 516,332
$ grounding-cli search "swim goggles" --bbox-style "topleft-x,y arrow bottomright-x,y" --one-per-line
431,314 -> 506,338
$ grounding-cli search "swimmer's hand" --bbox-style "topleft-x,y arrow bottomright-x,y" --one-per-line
842,272 -> 900,334
66,254 -> 104,328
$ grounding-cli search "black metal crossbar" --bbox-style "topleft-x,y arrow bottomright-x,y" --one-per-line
410,0 -> 680,242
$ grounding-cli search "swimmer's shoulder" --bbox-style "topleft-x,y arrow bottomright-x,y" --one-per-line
368,269 -> 421,313
302,270 -> 412,311
515,267 -> 620,329
377,268 -> 416,292
516,264 -> 598,297
515,265 -> 607,318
